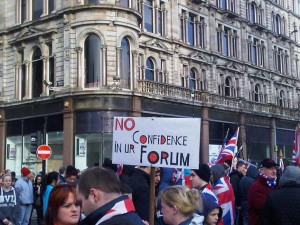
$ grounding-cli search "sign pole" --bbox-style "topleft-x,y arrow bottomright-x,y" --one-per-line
149,167 -> 156,225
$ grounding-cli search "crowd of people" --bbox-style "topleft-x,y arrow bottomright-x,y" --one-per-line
0,157 -> 299,225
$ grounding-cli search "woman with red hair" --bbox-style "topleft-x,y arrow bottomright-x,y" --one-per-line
44,184 -> 81,225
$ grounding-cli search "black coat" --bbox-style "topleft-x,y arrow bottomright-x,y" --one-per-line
229,170 -> 244,207
125,168 -> 151,222
263,183 -> 300,225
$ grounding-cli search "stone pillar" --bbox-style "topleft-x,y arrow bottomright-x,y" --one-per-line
25,61 -> 30,98
239,113 -> 247,160
76,47 -> 83,88
132,96 -> 141,117
270,118 -> 276,161
201,107 -> 209,163
102,46 -> 107,86
63,98 -> 74,166
0,109 -> 5,170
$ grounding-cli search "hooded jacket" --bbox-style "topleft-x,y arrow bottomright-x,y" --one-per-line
0,186 -> 20,225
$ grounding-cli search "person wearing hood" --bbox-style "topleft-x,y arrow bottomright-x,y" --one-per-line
239,165 -> 259,225
248,158 -> 279,225
203,198 -> 223,225
262,166 -> 300,225
158,185 -> 204,225
210,164 -> 235,225
0,174 -> 20,225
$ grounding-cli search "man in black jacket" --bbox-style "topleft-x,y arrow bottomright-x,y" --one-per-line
77,167 -> 144,225
263,166 -> 300,225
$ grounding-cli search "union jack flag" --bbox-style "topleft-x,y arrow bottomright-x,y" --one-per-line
291,130 -> 299,166
216,128 -> 239,164
212,176 -> 235,225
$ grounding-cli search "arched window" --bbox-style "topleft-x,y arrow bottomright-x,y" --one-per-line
32,48 -> 43,98
119,37 -> 130,89
144,0 -> 153,32
279,90 -> 284,106
250,2 -> 256,24
145,58 -> 155,81
254,84 -> 260,102
225,76 -> 231,96
84,34 -> 101,87
275,15 -> 281,34
189,69 -> 196,90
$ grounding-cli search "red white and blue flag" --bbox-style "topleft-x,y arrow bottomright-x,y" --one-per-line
291,130 -> 299,166
216,128 -> 239,164
212,176 -> 235,225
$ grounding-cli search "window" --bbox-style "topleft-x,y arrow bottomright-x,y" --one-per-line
272,13 -> 286,35
225,76 -> 231,96
119,37 -> 131,89
32,0 -> 43,20
254,84 -> 260,102
84,34 -> 102,87
119,0 -> 129,7
48,0 -> 55,13
278,90 -> 284,107
246,1 -> 263,25
247,36 -> 265,67
141,0 -> 165,35
217,24 -> 238,58
21,0 -> 27,23
273,46 -> 289,74
180,9 -> 206,48
145,58 -> 155,81
85,0 -> 101,4
216,0 -> 236,12
48,44 -> 55,87
189,69 -> 196,90
158,59 -> 166,83
296,55 -> 299,78
32,48 -> 43,98
181,65 -> 188,87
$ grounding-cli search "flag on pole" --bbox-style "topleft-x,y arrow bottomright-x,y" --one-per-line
291,130 -> 299,166
279,149 -> 284,175
216,128 -> 239,164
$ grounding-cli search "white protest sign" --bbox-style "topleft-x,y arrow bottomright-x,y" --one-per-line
112,117 -> 201,169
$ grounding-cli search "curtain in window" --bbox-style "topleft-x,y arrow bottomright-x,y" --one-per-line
32,48 -> 43,98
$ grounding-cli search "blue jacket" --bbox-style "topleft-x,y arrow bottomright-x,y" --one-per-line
43,184 -> 54,216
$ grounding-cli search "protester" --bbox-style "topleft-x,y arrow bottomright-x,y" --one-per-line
77,166 -> 144,225
239,165 -> 259,225
190,163 -> 218,203
125,166 -> 151,221
0,174 -> 19,225
158,185 -> 204,225
33,175 -> 43,225
65,165 -> 78,186
15,167 -> 34,225
58,166 -> 66,184
155,168 -> 162,197
262,166 -> 300,225
248,158 -> 279,225
210,164 -> 235,225
44,184 -> 81,225
203,198 -> 223,225
11,172 -> 17,187
229,161 -> 246,225
41,171 -> 60,216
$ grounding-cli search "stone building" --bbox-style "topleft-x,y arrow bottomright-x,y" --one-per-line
0,0 -> 299,174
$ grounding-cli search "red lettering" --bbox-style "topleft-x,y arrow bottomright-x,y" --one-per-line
115,118 -> 135,131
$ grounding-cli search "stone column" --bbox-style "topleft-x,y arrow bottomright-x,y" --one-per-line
201,107 -> 209,163
270,118 -> 276,161
0,109 -> 5,170
239,113 -> 247,160
76,47 -> 83,88
25,61 -> 30,98
63,98 -> 74,166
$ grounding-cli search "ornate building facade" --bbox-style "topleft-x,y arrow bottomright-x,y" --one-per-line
0,0 -> 300,174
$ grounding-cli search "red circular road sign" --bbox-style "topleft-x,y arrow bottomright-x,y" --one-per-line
37,145 -> 52,160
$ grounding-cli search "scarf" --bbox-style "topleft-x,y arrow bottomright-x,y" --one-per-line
95,198 -> 136,225
260,172 -> 277,189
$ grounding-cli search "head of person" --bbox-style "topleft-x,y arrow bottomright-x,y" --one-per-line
260,158 -> 278,179
42,171 -> 60,188
59,166 -> 66,176
45,185 -> 81,225
190,163 -> 211,189
11,171 -> 16,179
203,198 -> 222,225
155,167 -> 162,186
102,158 -> 118,173
29,172 -> 35,182
65,165 -> 78,185
35,174 -> 42,186
210,164 -> 226,184
5,169 -> 11,175
21,167 -> 31,180
279,166 -> 300,187
76,166 -> 122,217
236,161 -> 246,176
120,182 -> 132,199
158,185 -> 203,225
2,174 -> 12,189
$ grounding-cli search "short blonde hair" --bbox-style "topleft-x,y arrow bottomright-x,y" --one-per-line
159,185 -> 203,217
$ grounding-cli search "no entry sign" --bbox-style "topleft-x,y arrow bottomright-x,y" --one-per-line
37,145 -> 52,160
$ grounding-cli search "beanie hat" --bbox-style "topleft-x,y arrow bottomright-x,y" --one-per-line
192,163 -> 211,183
279,166 -> 300,187
21,167 -> 31,177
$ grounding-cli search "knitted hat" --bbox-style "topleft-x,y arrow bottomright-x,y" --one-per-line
279,166 -> 300,187
21,167 -> 31,177
192,163 -> 211,183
